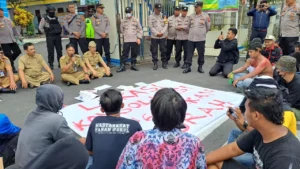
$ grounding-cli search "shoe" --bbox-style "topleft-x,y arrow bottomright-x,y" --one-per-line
103,73 -> 113,77
198,66 -> 204,73
162,62 -> 168,69
153,62 -> 158,70
181,64 -> 187,69
183,67 -> 191,74
131,64 -> 139,71
41,80 -> 51,85
66,81 -> 71,86
50,64 -> 54,70
0,88 -> 16,93
79,80 -> 90,84
28,84 -> 35,89
107,62 -> 113,68
173,62 -> 180,68
117,64 -> 126,73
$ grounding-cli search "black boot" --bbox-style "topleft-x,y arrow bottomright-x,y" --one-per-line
79,80 -> 90,84
173,62 -> 180,68
183,67 -> 191,74
117,64 -> 126,73
107,62 -> 113,68
153,62 -> 158,70
181,64 -> 187,69
162,62 -> 168,69
131,64 -> 139,71
0,88 -> 16,93
49,64 -> 54,70
198,66 -> 204,73
12,64 -> 17,73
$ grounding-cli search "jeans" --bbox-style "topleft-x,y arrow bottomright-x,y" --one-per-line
86,156 -> 93,169
227,129 -> 255,167
234,73 -> 254,88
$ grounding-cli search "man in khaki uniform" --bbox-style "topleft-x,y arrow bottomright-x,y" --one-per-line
83,41 -> 112,78
60,44 -> 90,86
0,46 -> 19,93
166,6 -> 180,64
18,43 -> 54,89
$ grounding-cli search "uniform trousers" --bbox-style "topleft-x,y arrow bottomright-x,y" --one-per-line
25,72 -> 51,87
1,43 -> 21,66
120,42 -> 138,64
166,39 -> 176,61
279,36 -> 299,55
46,35 -> 62,66
69,38 -> 88,55
175,40 -> 188,63
0,75 -> 19,88
185,41 -> 205,66
61,71 -> 85,85
150,38 -> 167,63
95,38 -> 111,63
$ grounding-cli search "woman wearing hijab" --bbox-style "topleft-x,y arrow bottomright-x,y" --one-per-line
0,114 -> 20,168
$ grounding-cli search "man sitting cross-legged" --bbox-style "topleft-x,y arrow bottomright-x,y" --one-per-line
206,84 -> 300,169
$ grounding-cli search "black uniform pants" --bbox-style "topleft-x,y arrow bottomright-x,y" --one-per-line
150,38 -> 167,63
121,42 -> 138,64
279,36 -> 298,55
46,35 -> 62,66
209,62 -> 233,78
95,38 -> 111,63
1,43 -> 21,66
175,40 -> 188,63
186,41 -> 205,66
69,38 -> 88,55
166,39 -> 176,61
86,38 -> 95,45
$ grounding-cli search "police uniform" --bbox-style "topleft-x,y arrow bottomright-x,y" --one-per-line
117,7 -> 143,72
166,7 -> 180,62
279,3 -> 300,55
92,4 -> 112,67
148,3 -> 168,70
0,56 -> 19,88
184,1 -> 211,74
174,6 -> 190,68
0,9 -> 22,72
63,12 -> 87,54
39,9 -> 63,69
18,54 -> 51,87
60,55 -> 86,85
83,51 -> 106,78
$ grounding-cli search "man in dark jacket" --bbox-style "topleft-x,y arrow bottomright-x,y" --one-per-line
247,0 -> 277,41
209,28 -> 239,78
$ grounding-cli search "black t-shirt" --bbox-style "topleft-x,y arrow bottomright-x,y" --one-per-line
283,74 -> 300,110
86,116 -> 142,169
237,129 -> 300,169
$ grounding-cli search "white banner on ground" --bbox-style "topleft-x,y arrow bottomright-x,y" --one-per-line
62,80 -> 244,138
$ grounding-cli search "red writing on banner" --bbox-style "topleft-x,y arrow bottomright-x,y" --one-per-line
182,113 -> 207,132
122,90 -> 148,100
185,97 -> 199,104
128,100 -> 150,109
73,120 -> 91,131
142,114 -> 153,121
139,84 -> 163,93
78,104 -> 100,111
198,108 -> 224,117
120,108 -> 132,114
208,100 -> 234,108
174,85 -> 193,94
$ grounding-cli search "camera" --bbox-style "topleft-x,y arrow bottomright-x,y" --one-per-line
259,4 -> 265,8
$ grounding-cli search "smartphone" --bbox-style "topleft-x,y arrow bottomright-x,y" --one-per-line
229,107 -> 238,119
221,31 -> 223,35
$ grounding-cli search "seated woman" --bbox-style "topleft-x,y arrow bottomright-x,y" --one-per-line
117,88 -> 207,169
0,114 -> 20,168
60,44 -> 90,86
83,41 -> 112,79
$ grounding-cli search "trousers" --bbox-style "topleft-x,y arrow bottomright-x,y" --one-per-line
120,42 -> 138,64
46,35 -> 62,66
69,38 -> 88,55
150,38 -> 167,63
175,40 -> 188,63
95,38 -> 111,63
185,41 -> 205,66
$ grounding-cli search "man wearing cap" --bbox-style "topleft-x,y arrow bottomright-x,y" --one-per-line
247,0 -> 277,42
174,6 -> 190,68
63,4 -> 87,54
0,7 -> 22,73
276,56 -> 300,120
148,3 -> 168,70
183,1 -> 211,74
92,4 -> 112,68
261,35 -> 282,65
166,6 -> 180,65
279,0 -> 300,55
39,5 -> 63,70
117,7 -> 143,73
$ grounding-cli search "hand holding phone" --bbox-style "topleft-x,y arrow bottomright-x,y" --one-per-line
228,107 -> 238,119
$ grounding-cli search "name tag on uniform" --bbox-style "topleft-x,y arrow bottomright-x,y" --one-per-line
74,63 -> 78,72
95,64 -> 99,68
0,70 -> 5,77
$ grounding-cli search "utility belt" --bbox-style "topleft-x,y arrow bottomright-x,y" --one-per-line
46,32 -> 61,37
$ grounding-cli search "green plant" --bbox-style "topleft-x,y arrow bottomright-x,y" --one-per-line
242,39 -> 249,51
26,21 -> 35,36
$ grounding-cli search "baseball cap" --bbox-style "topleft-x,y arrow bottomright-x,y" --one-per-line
195,1 -> 204,7
265,35 -> 276,41
89,41 -> 96,47
96,4 -> 105,8
155,3 -> 162,9
276,56 -> 297,73
182,6 -> 188,11
174,6 -> 180,10
125,7 -> 132,13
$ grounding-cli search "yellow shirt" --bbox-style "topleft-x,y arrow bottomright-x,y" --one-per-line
0,56 -> 10,77
283,111 -> 297,136
60,55 -> 85,74
18,54 -> 47,77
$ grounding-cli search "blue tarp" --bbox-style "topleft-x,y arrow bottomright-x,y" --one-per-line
0,0 -> 9,17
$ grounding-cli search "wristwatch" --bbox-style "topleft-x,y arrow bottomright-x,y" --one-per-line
243,121 -> 248,130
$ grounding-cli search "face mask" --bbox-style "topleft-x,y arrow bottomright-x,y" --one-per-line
48,11 -> 55,17
126,13 -> 132,18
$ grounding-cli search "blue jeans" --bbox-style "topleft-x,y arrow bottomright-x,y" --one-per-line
86,156 -> 93,169
234,73 -> 254,88
227,129 -> 255,167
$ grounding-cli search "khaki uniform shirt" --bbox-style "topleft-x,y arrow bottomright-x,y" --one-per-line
0,17 -> 21,44
148,13 -> 168,39
280,4 -> 300,37
0,56 -> 10,78
83,51 -> 104,69
176,15 -> 190,40
188,13 -> 211,42
120,17 -> 143,43
60,55 -> 85,74
18,54 -> 47,77
167,15 -> 177,40
63,14 -> 86,38
92,13 -> 110,39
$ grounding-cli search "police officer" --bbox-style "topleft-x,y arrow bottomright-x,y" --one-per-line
0,46 -> 19,93
0,7 -> 22,73
148,3 -> 168,70
60,43 -> 90,86
174,6 -> 190,69
84,41 -> 112,78
92,4 -> 112,68
85,9 -> 95,45
117,7 -> 143,73
183,1 -> 211,74
63,3 -> 87,55
166,6 -> 180,64
39,5 -> 63,70
279,0 -> 300,55
18,43 -> 54,89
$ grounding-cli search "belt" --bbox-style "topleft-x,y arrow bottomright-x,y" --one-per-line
254,29 -> 267,32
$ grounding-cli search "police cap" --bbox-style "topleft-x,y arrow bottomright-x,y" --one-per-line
155,3 -> 162,9
174,6 -> 180,11
125,7 -> 132,13
195,1 -> 204,7
96,4 -> 105,8
182,6 -> 188,11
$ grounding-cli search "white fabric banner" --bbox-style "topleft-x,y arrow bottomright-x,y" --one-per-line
62,80 -> 244,138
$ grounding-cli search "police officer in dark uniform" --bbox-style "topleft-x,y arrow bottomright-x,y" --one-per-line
39,5 -> 63,69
